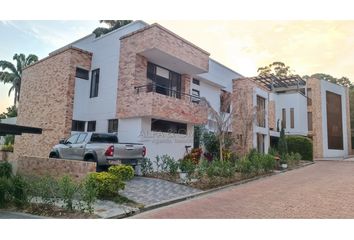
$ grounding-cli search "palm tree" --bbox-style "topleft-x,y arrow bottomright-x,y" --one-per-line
93,20 -> 133,37
0,53 -> 38,105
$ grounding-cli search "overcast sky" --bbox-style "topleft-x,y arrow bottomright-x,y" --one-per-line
1,20 -> 353,113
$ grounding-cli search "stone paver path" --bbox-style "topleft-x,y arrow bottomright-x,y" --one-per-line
132,161 -> 354,218
120,177 -> 202,207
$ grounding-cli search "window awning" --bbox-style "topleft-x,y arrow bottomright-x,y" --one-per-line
0,123 -> 42,136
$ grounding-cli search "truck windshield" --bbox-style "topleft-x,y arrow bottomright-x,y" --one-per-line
90,134 -> 118,143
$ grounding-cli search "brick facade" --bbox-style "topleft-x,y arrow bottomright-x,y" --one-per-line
268,100 -> 276,130
14,47 -> 92,159
117,24 -> 209,124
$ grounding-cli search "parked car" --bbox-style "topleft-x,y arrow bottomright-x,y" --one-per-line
49,132 -> 146,169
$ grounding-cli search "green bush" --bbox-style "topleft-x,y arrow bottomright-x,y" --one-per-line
140,158 -> 153,176
1,144 -> 13,152
206,159 -> 236,178
268,147 -> 279,156
59,175 -> 78,211
108,165 -> 134,181
286,136 -> 313,160
31,176 -> 60,206
179,158 -> 196,178
201,131 -> 219,156
196,159 -> 209,179
4,135 -> 14,146
89,172 -> 125,198
0,161 -> 12,178
286,152 -> 302,167
11,175 -> 29,208
0,177 -> 11,207
162,155 -> 179,175
261,154 -> 276,173
237,156 -> 254,175
80,174 -> 98,213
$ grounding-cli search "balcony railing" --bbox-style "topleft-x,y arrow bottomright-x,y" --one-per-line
134,83 -> 201,103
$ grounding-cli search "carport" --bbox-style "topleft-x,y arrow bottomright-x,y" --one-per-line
0,123 -> 42,136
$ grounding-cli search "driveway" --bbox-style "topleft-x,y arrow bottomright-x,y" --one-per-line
132,161 -> 354,218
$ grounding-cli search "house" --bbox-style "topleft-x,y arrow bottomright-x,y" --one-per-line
232,75 -> 352,159
13,21 -> 242,160
0,117 -> 17,145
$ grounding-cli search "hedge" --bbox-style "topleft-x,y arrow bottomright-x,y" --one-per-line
286,136 -> 313,161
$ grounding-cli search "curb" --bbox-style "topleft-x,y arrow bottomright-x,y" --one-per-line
118,161 -> 315,218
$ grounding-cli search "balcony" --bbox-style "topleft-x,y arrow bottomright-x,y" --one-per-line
118,83 -> 208,125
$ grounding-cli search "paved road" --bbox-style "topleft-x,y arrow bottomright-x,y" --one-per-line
133,161 -> 354,218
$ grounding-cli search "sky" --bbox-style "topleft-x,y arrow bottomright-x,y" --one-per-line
1,20 -> 354,113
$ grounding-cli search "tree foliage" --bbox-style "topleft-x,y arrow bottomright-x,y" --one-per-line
303,73 -> 353,88
0,54 -> 38,105
0,105 -> 17,119
93,20 -> 133,37
257,61 -> 294,77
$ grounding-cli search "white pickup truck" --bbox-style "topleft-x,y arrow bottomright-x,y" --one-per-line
49,132 -> 146,170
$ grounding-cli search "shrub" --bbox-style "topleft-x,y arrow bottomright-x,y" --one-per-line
0,161 -> 12,178
268,147 -> 279,157
11,175 -> 29,208
80,174 -> 98,213
286,152 -> 302,167
108,165 -> 134,181
206,159 -> 235,178
261,154 -> 276,173
247,149 -> 263,174
1,144 -> 13,152
162,155 -> 179,175
140,158 -> 153,176
0,177 -> 11,207
286,136 -> 313,160
59,175 -> 78,211
179,158 -> 196,178
31,176 -> 60,206
4,135 -> 14,145
237,156 -> 254,175
89,172 -> 124,198
196,158 -> 209,179
201,131 -> 219,156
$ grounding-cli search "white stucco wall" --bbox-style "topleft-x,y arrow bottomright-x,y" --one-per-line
275,91 -> 308,136
72,21 -> 148,133
320,80 -> 349,158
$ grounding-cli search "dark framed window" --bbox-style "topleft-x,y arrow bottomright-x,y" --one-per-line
326,91 -> 343,150
282,108 -> 286,129
256,96 -> 266,127
151,118 -> 187,135
147,62 -> 181,98
90,69 -> 100,98
308,112 -> 313,131
90,133 -> 118,143
108,119 -> 118,133
72,120 -> 85,132
192,89 -> 200,103
87,121 -> 96,132
75,67 -> 89,80
192,78 -> 200,85
307,88 -> 312,106
290,108 -> 295,129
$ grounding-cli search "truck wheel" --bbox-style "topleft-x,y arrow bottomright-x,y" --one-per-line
49,152 -> 59,158
84,155 -> 96,162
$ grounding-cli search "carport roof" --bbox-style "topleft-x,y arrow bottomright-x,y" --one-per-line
0,123 -> 42,136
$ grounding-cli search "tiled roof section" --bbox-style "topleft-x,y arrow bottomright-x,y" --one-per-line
247,74 -> 306,90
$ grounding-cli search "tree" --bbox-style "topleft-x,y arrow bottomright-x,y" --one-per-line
93,20 -> 133,37
303,73 -> 353,88
0,105 -> 17,119
0,53 -> 38,105
257,61 -> 294,77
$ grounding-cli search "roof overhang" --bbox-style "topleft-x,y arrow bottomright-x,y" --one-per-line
0,123 -> 42,136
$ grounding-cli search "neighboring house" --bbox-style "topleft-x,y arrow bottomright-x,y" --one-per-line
232,75 -> 351,159
13,21 -> 242,160
0,117 -> 17,145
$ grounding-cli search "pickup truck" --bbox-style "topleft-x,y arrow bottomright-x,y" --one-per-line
49,132 -> 146,169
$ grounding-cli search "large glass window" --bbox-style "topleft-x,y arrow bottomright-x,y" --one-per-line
147,62 -> 181,98
256,96 -> 266,127
192,89 -> 200,103
72,120 -> 85,132
87,121 -> 96,132
151,119 -> 187,135
90,69 -> 100,98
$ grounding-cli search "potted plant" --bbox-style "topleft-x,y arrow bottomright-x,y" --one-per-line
280,157 -> 288,169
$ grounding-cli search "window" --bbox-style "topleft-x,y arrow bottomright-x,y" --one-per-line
326,91 -> 343,149
221,90 -> 231,113
66,134 -> 79,144
90,133 -> 118,143
192,78 -> 200,85
72,120 -> 85,132
108,119 -> 118,133
77,133 -> 87,143
307,88 -> 312,106
90,69 -> 100,98
151,119 -> 187,135
308,112 -> 313,131
290,108 -> 295,129
282,108 -> 286,129
87,121 -> 96,132
191,89 -> 200,103
75,67 -> 89,80
147,62 -> 181,98
256,96 -> 266,127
